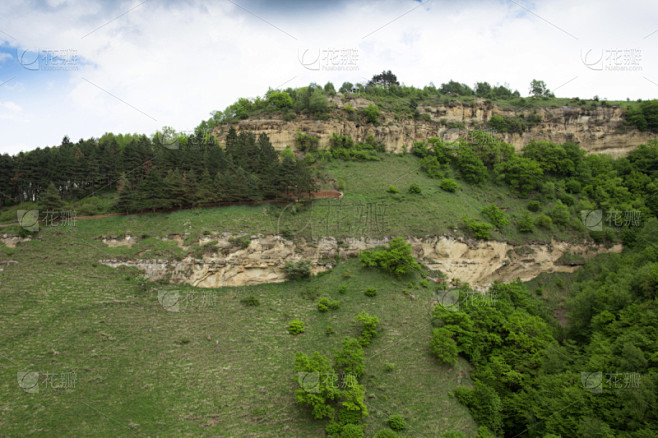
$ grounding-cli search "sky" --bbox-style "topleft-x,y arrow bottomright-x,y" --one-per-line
0,0 -> 656,155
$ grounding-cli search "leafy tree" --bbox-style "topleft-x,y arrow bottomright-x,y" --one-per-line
358,237 -> 420,278
367,70 -> 399,88
495,156 -> 543,196
334,337 -> 365,378
361,104 -> 381,124
308,88 -> 329,114
267,91 -> 293,109
339,82 -> 354,94
324,82 -> 336,96
293,351 -> 340,419
481,204 -> 509,228
529,79 -> 554,98
457,146 -> 487,184
430,327 -> 459,364
549,200 -> 570,227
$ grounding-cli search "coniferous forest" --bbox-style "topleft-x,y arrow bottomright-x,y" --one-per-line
0,126 -> 315,213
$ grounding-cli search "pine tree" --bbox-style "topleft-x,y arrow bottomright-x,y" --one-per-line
164,169 -> 185,209
182,170 -> 198,207
41,182 -> 64,210
197,169 -> 215,205
116,176 -> 135,213
137,169 -> 168,212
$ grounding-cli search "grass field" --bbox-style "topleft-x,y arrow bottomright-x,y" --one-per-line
0,222 -> 477,436
0,154 -> 592,436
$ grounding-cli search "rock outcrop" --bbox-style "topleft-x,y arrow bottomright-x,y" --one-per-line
100,234 -> 621,290
213,97 -> 655,157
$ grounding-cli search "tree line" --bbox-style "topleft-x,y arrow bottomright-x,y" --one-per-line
0,127 -> 316,213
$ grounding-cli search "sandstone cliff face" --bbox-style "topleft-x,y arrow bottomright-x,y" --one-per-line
212,98 -> 655,157
100,234 -> 621,290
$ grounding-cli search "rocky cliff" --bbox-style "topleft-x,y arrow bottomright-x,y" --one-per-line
213,97 -> 655,157
100,233 -> 621,290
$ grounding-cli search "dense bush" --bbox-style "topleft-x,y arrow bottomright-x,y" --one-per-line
288,319 -> 304,334
440,178 -> 459,192
359,237 -> 421,278
364,287 -> 377,297
430,327 -> 459,364
462,216 -> 493,240
354,311 -> 380,346
481,204 -> 509,228
527,200 -> 541,212
284,259 -> 312,280
388,415 -> 407,431
517,212 -> 535,233
534,214 -> 553,229
408,183 -> 422,194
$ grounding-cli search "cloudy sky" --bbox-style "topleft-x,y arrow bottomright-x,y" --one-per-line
0,0 -> 656,155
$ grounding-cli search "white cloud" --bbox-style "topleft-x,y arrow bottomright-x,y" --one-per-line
0,0 -> 655,154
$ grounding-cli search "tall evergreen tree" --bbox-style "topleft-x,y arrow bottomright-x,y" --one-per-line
41,182 -> 64,210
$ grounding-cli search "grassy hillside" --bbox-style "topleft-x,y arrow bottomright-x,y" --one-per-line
0,221 -> 477,436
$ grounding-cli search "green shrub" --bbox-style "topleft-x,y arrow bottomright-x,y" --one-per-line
362,104 -> 381,124
364,287 -> 377,297
462,216 -> 493,240
326,326 -> 335,335
284,259 -> 312,280
440,178 -> 459,192
527,200 -> 541,212
359,237 -> 421,278
534,214 -> 553,229
334,337 -> 365,378
549,200 -> 570,227
340,424 -> 364,438
240,296 -> 260,307
388,414 -> 407,431
288,319 -> 304,335
430,327 -> 458,364
338,284 -> 348,294
318,297 -> 340,312
481,204 -> 509,228
517,212 -> 534,233
318,298 -> 330,312
385,363 -> 395,372
408,183 -> 422,194
355,311 -> 380,346
386,185 -> 399,194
